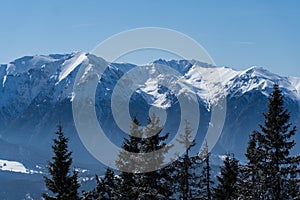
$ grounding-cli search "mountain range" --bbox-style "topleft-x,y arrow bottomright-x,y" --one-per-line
0,52 -> 300,199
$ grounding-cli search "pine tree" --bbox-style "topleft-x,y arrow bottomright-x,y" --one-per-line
135,114 -> 173,199
243,84 -> 300,199
43,125 -> 80,200
235,164 -> 252,199
213,153 -> 239,200
116,115 -> 173,199
86,168 -> 117,200
97,168 -> 116,199
115,117 -> 143,199
172,122 -> 201,200
198,142 -> 214,200
242,131 -> 264,199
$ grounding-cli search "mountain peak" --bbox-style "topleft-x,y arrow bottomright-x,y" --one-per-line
241,66 -> 279,79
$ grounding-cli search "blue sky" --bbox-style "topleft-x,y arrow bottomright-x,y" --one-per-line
1,0 -> 299,76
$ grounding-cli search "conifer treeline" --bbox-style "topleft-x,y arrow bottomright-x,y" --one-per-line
44,84 -> 300,200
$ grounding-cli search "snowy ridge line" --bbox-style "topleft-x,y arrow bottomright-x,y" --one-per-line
0,52 -> 299,108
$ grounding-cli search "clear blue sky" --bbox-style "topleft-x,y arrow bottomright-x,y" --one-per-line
1,0 -> 299,76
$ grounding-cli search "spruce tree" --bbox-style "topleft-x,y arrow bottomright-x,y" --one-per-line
198,142 -> 214,200
172,122 -> 201,200
243,84 -> 300,199
115,117 -> 143,199
87,168 -> 117,200
213,153 -> 239,200
235,164 -> 253,199
135,114 -> 173,199
97,168 -> 116,199
43,125 -> 80,200
116,115 -> 173,199
242,131 -> 264,199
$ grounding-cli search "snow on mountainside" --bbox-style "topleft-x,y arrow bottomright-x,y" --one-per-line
0,159 -> 42,174
224,66 -> 300,99
0,159 -> 28,173
289,76 -> 300,96
0,51 -> 299,109
145,60 -> 300,105
58,52 -> 87,82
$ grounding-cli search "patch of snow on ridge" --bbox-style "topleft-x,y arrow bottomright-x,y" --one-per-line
2,75 -> 7,87
59,52 -> 87,82
0,159 -> 28,173
288,77 -> 300,99
0,159 -> 42,174
6,55 -> 58,75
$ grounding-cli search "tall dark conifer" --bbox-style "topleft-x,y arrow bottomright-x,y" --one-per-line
213,153 -> 239,200
115,117 -> 143,199
43,125 -> 80,200
243,84 -> 300,199
115,115 -> 172,199
198,142 -> 214,200
135,114 -> 173,199
242,131 -> 264,199
88,168 -> 117,200
172,122 -> 201,200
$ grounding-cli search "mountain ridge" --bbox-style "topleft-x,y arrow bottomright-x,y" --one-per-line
2,51 -> 300,106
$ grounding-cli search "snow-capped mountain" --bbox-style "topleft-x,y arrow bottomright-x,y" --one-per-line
0,52 -> 300,198
1,51 -> 300,157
